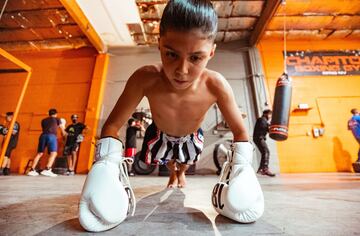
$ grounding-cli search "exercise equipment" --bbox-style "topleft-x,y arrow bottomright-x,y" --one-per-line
353,162 -> 360,173
132,152 -> 156,175
269,73 -> 292,141
269,0 -> 292,141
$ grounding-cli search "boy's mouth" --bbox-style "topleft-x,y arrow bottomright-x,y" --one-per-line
174,79 -> 188,85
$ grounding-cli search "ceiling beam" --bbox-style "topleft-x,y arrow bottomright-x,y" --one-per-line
0,69 -> 27,73
0,48 -> 31,72
249,0 -> 282,46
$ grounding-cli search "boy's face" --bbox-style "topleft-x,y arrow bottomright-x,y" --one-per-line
159,29 -> 216,90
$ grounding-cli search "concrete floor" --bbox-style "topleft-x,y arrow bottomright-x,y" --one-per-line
0,173 -> 359,236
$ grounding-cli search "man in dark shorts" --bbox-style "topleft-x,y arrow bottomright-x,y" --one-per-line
0,112 -> 20,176
63,114 -> 88,175
253,109 -> 276,177
27,108 -> 66,177
125,118 -> 144,176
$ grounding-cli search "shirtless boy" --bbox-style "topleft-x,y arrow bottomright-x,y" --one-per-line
79,0 -> 263,232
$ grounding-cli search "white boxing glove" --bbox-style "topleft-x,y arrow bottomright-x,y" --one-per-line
79,137 -> 136,232
59,118 -> 66,129
211,142 -> 264,223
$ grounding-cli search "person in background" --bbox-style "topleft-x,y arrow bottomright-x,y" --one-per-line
0,112 -> 20,176
63,114 -> 88,175
125,118 -> 144,176
253,109 -> 276,177
27,108 -> 66,177
348,108 -> 360,163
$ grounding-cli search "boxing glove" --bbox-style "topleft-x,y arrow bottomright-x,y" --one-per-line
211,142 -> 264,223
1,127 -> 8,135
79,137 -> 136,232
59,118 -> 66,129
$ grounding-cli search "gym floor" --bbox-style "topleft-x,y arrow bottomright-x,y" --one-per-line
0,173 -> 359,236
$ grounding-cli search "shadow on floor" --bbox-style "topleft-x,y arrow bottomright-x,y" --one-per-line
37,189 -> 214,235
36,188 -> 285,236
214,215 -> 285,236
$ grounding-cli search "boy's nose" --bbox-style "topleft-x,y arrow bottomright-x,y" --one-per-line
176,59 -> 189,75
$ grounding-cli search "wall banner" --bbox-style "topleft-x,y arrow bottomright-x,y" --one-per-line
285,50 -> 360,76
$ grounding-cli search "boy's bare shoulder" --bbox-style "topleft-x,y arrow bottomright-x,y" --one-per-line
132,64 -> 162,78
204,69 -> 229,94
129,64 -> 162,88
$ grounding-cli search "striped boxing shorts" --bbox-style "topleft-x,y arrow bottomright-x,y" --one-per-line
139,122 -> 204,165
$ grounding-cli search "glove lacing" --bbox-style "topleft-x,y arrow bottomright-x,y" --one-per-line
218,149 -> 233,184
119,157 -> 136,216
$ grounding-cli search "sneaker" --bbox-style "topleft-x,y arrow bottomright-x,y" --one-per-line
27,170 -> 39,176
3,167 -> 10,176
40,169 -> 58,177
66,170 -> 75,176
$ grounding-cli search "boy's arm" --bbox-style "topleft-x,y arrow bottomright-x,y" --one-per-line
101,68 -> 146,139
211,74 -> 249,142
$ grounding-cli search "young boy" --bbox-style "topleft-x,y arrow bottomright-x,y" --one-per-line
80,0 -> 263,232
102,2 -> 248,188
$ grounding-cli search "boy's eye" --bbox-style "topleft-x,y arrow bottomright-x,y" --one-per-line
165,51 -> 178,59
189,55 -> 202,63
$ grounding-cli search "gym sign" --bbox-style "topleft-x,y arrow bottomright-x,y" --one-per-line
285,50 -> 360,76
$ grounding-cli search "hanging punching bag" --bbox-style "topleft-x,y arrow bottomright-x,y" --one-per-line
269,73 -> 292,141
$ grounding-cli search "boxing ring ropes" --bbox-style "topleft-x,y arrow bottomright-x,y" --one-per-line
0,48 -> 32,167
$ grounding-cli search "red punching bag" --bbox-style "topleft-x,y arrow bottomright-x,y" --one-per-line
269,73 -> 292,141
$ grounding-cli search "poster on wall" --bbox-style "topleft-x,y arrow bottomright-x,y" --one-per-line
285,50 -> 360,76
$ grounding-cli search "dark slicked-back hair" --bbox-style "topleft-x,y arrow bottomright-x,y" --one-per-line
160,0 -> 218,40
128,118 -> 135,126
48,108 -> 57,116
263,109 -> 272,116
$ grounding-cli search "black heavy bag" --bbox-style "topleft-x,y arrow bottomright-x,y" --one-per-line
352,162 -> 360,173
270,73 -> 292,141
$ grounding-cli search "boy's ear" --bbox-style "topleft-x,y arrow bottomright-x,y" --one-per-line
209,43 -> 217,58
158,37 -> 160,50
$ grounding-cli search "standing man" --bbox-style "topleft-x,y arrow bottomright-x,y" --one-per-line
125,118 -> 144,176
253,109 -> 276,177
348,108 -> 360,163
0,112 -> 20,175
63,114 -> 88,175
27,108 -> 66,177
